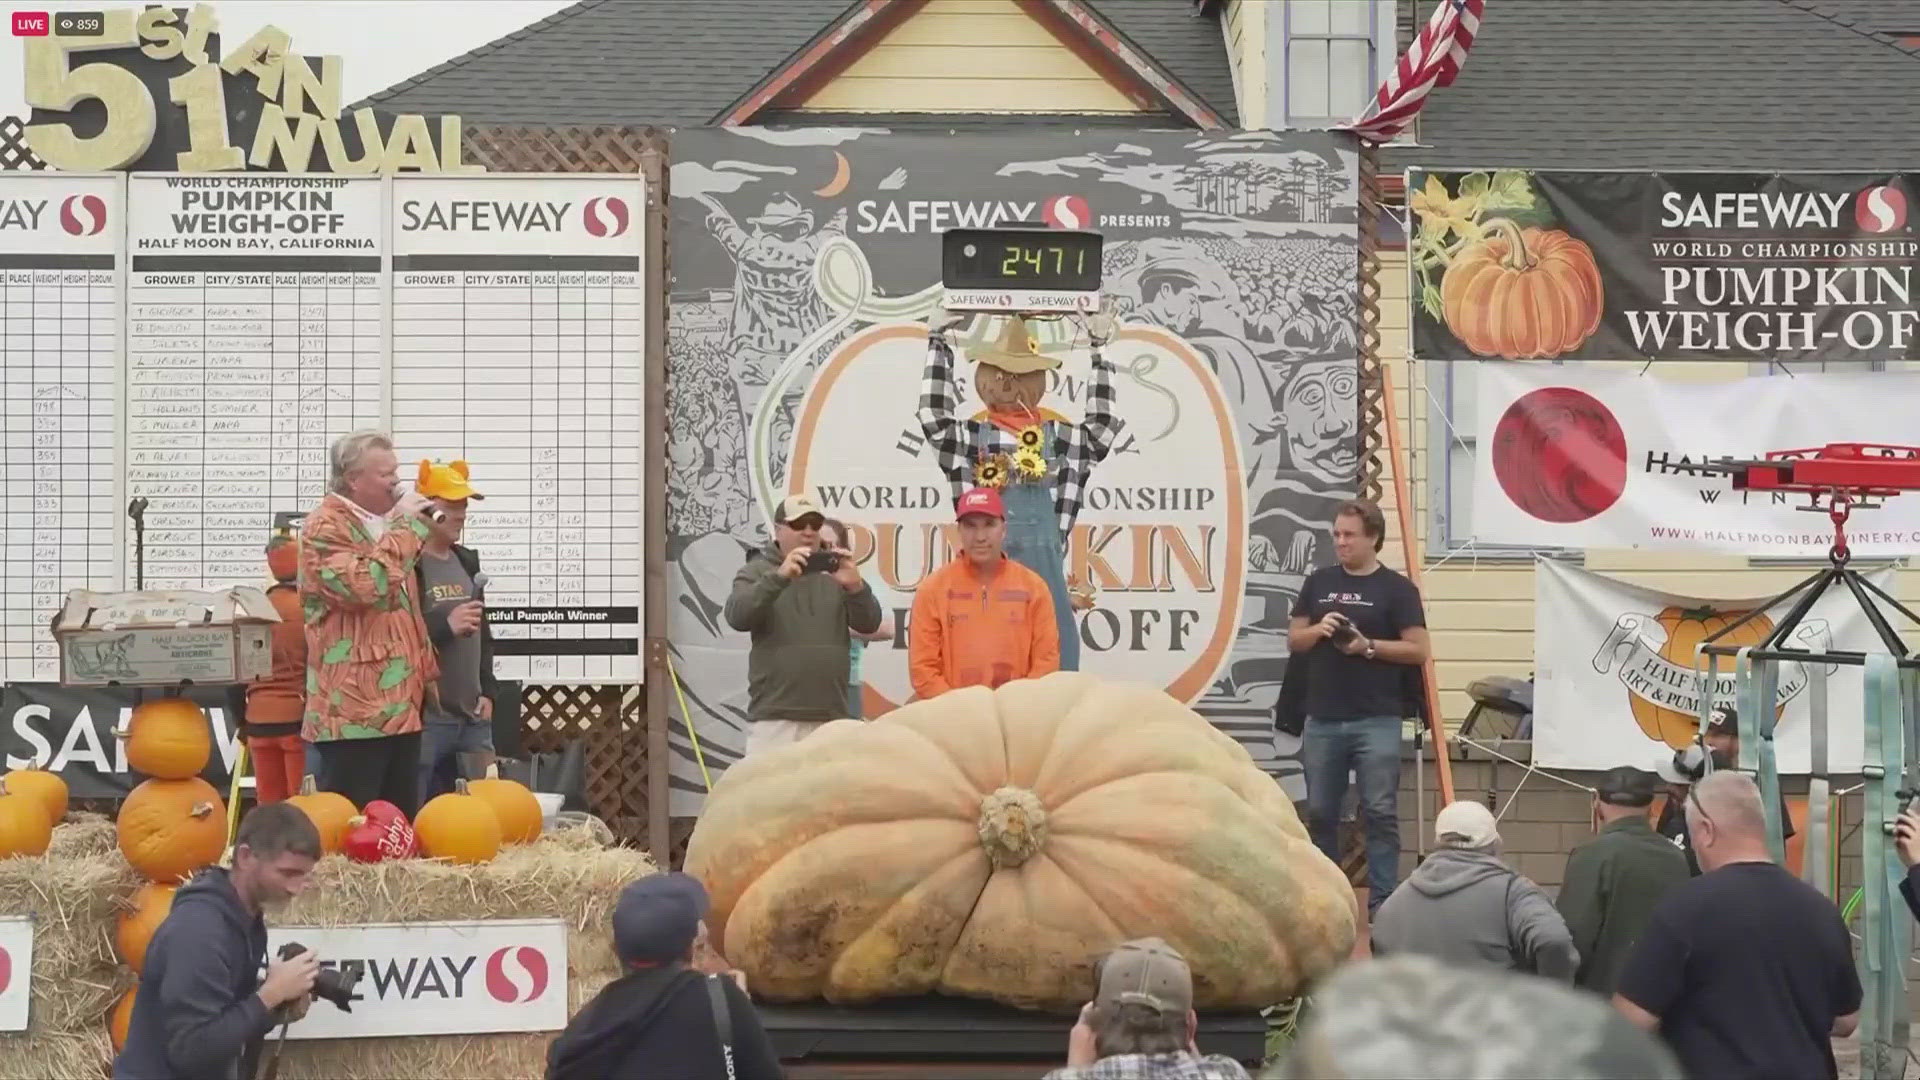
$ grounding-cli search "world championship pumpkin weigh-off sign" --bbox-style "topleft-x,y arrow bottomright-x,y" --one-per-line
1407,170 -> 1920,363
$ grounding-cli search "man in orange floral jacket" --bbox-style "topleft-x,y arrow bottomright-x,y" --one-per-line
299,430 -> 441,814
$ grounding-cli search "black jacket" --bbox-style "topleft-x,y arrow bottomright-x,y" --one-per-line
415,542 -> 500,706
546,964 -> 783,1080
112,868 -> 273,1080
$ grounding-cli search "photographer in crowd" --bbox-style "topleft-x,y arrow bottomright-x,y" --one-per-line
113,803 -> 323,1080
725,492 -> 883,757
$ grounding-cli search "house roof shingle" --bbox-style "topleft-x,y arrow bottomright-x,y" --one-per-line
358,0 -> 1236,129
1391,0 -> 1920,173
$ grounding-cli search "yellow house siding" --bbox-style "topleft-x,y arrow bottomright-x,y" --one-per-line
794,0 -> 1146,114
1376,248 -> 1920,728
1221,0 -> 1269,128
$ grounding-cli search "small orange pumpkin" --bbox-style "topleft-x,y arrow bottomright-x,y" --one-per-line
3,768 -> 67,826
116,882 -> 178,974
0,778 -> 52,858
117,698 -> 213,780
118,777 -> 226,882
414,780 -> 502,864
1440,222 -> 1604,360
285,776 -> 356,854
467,767 -> 542,845
110,988 -> 136,1051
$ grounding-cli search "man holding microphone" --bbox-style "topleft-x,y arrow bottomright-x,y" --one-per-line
300,430 -> 442,814
412,459 -> 502,802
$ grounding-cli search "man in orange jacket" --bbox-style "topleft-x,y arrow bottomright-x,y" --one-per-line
909,487 -> 1061,700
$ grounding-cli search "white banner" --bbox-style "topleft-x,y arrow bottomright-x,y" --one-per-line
1471,363 -> 1920,556
1534,559 -> 1896,772
268,919 -> 567,1040
0,918 -> 31,1032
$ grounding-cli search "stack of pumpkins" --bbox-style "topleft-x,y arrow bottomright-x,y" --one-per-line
109,697 -> 231,1052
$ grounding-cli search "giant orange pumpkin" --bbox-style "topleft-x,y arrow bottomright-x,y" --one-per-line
1,768 -> 66,827
1629,605 -> 1779,750
118,698 -> 213,780
1440,223 -> 1603,360
118,777 -> 227,882
116,882 -> 178,974
0,778 -> 51,858
683,673 -> 1356,1012
285,776 -> 355,854
110,988 -> 136,1052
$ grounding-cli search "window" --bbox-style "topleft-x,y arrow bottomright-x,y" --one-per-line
1283,0 -> 1390,128
1425,360 -> 1577,560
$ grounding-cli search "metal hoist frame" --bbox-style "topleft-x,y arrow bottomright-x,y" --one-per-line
1693,445 -> 1920,1080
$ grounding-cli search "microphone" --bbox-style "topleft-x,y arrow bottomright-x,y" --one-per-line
394,483 -> 447,524
471,572 -> 488,600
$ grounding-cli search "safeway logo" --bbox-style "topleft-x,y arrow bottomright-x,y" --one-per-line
59,194 -> 106,236
583,197 -> 629,238
1856,185 -> 1908,234
1041,195 -> 1092,230
0,944 -> 12,996
484,945 -> 550,1003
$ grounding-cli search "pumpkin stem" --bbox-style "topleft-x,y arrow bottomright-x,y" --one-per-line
299,775 -> 318,796
347,816 -> 366,828
453,779 -> 471,796
1483,217 -> 1537,271
188,802 -> 214,820
977,787 -> 1048,870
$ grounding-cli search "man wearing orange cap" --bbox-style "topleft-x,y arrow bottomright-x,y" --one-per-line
909,487 -> 1060,700
413,460 -> 502,803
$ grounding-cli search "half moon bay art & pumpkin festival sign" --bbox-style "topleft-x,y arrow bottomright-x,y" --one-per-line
665,129 -> 1360,812
1408,169 -> 1920,364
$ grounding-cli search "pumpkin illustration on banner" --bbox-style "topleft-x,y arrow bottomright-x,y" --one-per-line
1412,170 -> 1604,360
1629,605 -> 1780,749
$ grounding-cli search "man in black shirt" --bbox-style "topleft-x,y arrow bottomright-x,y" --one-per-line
1614,772 -> 1859,1080
1288,499 -> 1429,914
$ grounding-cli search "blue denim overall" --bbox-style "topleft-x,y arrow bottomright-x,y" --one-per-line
998,478 -> 1080,671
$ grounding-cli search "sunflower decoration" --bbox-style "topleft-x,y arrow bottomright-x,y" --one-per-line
974,452 -> 1013,489
1015,425 -> 1045,452
1012,446 -> 1048,481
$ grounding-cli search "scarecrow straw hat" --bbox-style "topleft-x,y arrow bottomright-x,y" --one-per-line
968,316 -> 1067,374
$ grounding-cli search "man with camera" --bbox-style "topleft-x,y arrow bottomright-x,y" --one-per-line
114,803 -> 324,1080
724,492 -> 883,757
1288,498 -> 1430,916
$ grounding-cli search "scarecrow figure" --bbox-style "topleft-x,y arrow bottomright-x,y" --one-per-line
917,311 -> 1123,673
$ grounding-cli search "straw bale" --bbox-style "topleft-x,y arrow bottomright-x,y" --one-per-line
0,1029 -> 115,1080
0,815 -> 138,1050
268,819 -> 656,1080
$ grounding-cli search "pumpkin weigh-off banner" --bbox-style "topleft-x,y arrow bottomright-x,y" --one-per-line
1407,169 -> 1920,363
1533,559 -> 1895,774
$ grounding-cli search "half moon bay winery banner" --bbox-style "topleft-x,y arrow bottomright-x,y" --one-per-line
666,128 -> 1360,812
1535,558 -> 1894,774
1407,170 -> 1920,363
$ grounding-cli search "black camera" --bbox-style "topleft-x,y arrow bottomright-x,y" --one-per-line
1329,615 -> 1358,645
277,942 -> 361,1013
804,549 -> 841,574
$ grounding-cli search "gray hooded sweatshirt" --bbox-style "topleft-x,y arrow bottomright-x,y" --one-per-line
1368,847 -> 1579,982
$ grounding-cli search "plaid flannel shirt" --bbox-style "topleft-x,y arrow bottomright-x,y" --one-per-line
915,330 -> 1123,546
1042,1052 -> 1253,1080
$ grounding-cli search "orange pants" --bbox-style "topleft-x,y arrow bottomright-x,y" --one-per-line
248,734 -> 307,804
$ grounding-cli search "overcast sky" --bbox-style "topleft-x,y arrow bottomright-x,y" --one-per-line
0,0 -> 576,120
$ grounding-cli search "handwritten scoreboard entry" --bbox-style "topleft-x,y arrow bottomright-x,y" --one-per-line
0,172 -> 648,687
0,173 -> 122,684
389,176 -> 645,683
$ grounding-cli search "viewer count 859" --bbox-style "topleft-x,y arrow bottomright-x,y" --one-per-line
13,11 -> 104,35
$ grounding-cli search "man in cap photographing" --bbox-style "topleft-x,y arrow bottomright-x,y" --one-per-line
725,492 -> 883,757
412,459 -> 502,802
1556,766 -> 1690,996
546,873 -> 781,1080
1046,938 -> 1251,1080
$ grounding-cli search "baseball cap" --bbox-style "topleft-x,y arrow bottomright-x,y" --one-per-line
774,492 -> 824,526
1656,744 -> 1709,786
1595,766 -> 1658,807
956,486 -> 1006,521
416,459 -> 484,501
1434,801 -> 1499,848
1705,705 -> 1737,737
1094,937 -> 1193,1015
612,873 -> 710,963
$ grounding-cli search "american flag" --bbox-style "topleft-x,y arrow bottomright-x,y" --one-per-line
1344,0 -> 1485,144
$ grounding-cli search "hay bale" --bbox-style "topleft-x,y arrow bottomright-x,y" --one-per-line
0,815 -> 139,1064
269,819 -> 656,1080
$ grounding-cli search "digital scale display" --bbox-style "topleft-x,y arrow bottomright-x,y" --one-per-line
941,227 -> 1103,313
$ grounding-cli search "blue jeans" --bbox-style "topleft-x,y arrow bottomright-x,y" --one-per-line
1302,715 -> 1403,911
418,716 -> 496,804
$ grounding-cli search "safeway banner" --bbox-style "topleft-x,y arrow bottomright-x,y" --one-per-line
0,684 -> 247,797
1407,170 -> 1919,363
1534,559 -> 1893,773
1471,362 -> 1920,556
